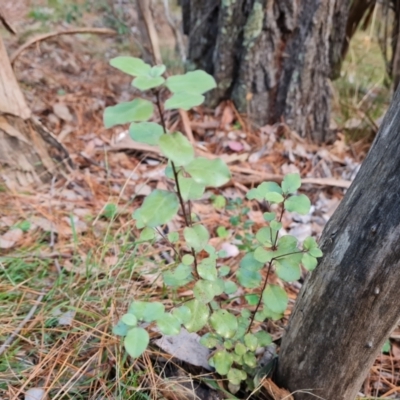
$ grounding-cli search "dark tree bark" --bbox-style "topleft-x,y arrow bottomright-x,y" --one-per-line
276,86 -> 400,399
183,0 -> 348,143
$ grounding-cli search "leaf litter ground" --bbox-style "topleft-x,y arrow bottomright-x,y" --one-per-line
0,3 -> 399,400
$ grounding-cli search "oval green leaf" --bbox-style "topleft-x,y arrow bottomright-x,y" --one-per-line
184,299 -> 210,332
104,98 -> 153,128
166,70 -> 216,94
129,122 -> 163,145
135,190 -> 179,227
194,279 -> 216,303
210,310 -> 238,339
184,224 -> 209,252
128,301 -> 165,322
165,92 -> 205,110
163,263 -> 193,287
302,253 -> 318,271
185,157 -> 231,187
177,176 -> 205,201
121,313 -> 138,327
132,75 -> 165,91
211,350 -> 233,375
262,284 -> 288,314
124,327 -> 149,359
284,194 -> 311,215
110,56 -> 151,76
156,313 -> 181,336
281,173 -> 301,194
159,132 -> 195,166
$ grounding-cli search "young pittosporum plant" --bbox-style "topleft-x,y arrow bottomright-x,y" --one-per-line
104,56 -> 322,391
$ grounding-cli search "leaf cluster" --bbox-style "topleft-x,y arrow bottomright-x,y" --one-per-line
104,57 -> 323,390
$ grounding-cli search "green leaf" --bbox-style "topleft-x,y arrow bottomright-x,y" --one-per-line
113,320 -> 129,336
135,190 -> 179,227
303,236 -> 318,250
285,194 -> 311,215
159,132 -> 195,166
182,254 -> 194,265
255,306 -> 283,322
194,279 -> 217,303
302,253 -> 318,271
243,352 -> 257,368
166,70 -> 216,94
382,340 -> 391,354
265,192 -> 284,203
281,173 -> 301,194
224,280 -> 238,294
156,313 -> 181,336
211,350 -> 233,375
275,257 -> 301,282
121,313 -> 138,327
277,235 -> 299,252
172,306 -> 192,325
240,252 -> 264,271
177,176 -> 205,201
138,227 -> 155,242
129,301 -> 165,322
270,221 -> 282,231
184,299 -> 210,332
184,224 -> 209,252
263,212 -> 276,221
224,339 -> 234,350
254,331 -> 272,346
237,268 -> 262,289
235,342 -> 247,356
245,294 -> 259,306
110,56 -> 151,76
232,317 -> 250,341
227,368 -> 246,385
262,285 -> 288,314
254,246 -> 273,263
102,203 -> 117,219
198,258 -> 218,281
210,310 -> 238,339
129,122 -> 163,145
132,75 -> 165,91
185,157 -> 231,187
167,231 -> 179,243
256,227 -> 273,246
309,247 -> 323,258
165,92 -> 205,110
163,263 -> 193,287
216,226 -> 229,238
124,327 -> 149,358
246,182 -> 282,201
150,64 -> 166,77
218,265 -> 230,277
212,195 -> 226,209
104,99 -> 153,128
200,333 -> 221,349
244,333 -> 258,352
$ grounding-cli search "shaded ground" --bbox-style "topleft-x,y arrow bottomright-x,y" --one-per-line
0,1 -> 399,399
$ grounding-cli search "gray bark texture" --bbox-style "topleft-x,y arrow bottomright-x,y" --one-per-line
276,87 -> 400,399
184,0 -> 346,143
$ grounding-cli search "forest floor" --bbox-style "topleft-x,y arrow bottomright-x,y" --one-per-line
0,1 -> 399,399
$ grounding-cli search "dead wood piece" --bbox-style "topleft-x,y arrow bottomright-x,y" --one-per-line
10,28 -> 117,64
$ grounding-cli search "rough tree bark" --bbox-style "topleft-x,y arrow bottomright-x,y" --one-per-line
0,33 -> 71,187
183,0 -> 348,143
276,86 -> 400,399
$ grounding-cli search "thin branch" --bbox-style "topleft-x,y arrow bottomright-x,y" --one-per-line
10,28 -> 117,64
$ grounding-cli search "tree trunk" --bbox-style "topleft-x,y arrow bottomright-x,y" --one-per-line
276,86 -> 400,399
0,34 -> 71,187
184,0 -> 348,143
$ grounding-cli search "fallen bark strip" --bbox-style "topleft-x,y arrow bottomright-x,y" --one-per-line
10,28 -> 117,64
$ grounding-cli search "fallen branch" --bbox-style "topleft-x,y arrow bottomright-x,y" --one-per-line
10,28 -> 117,64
